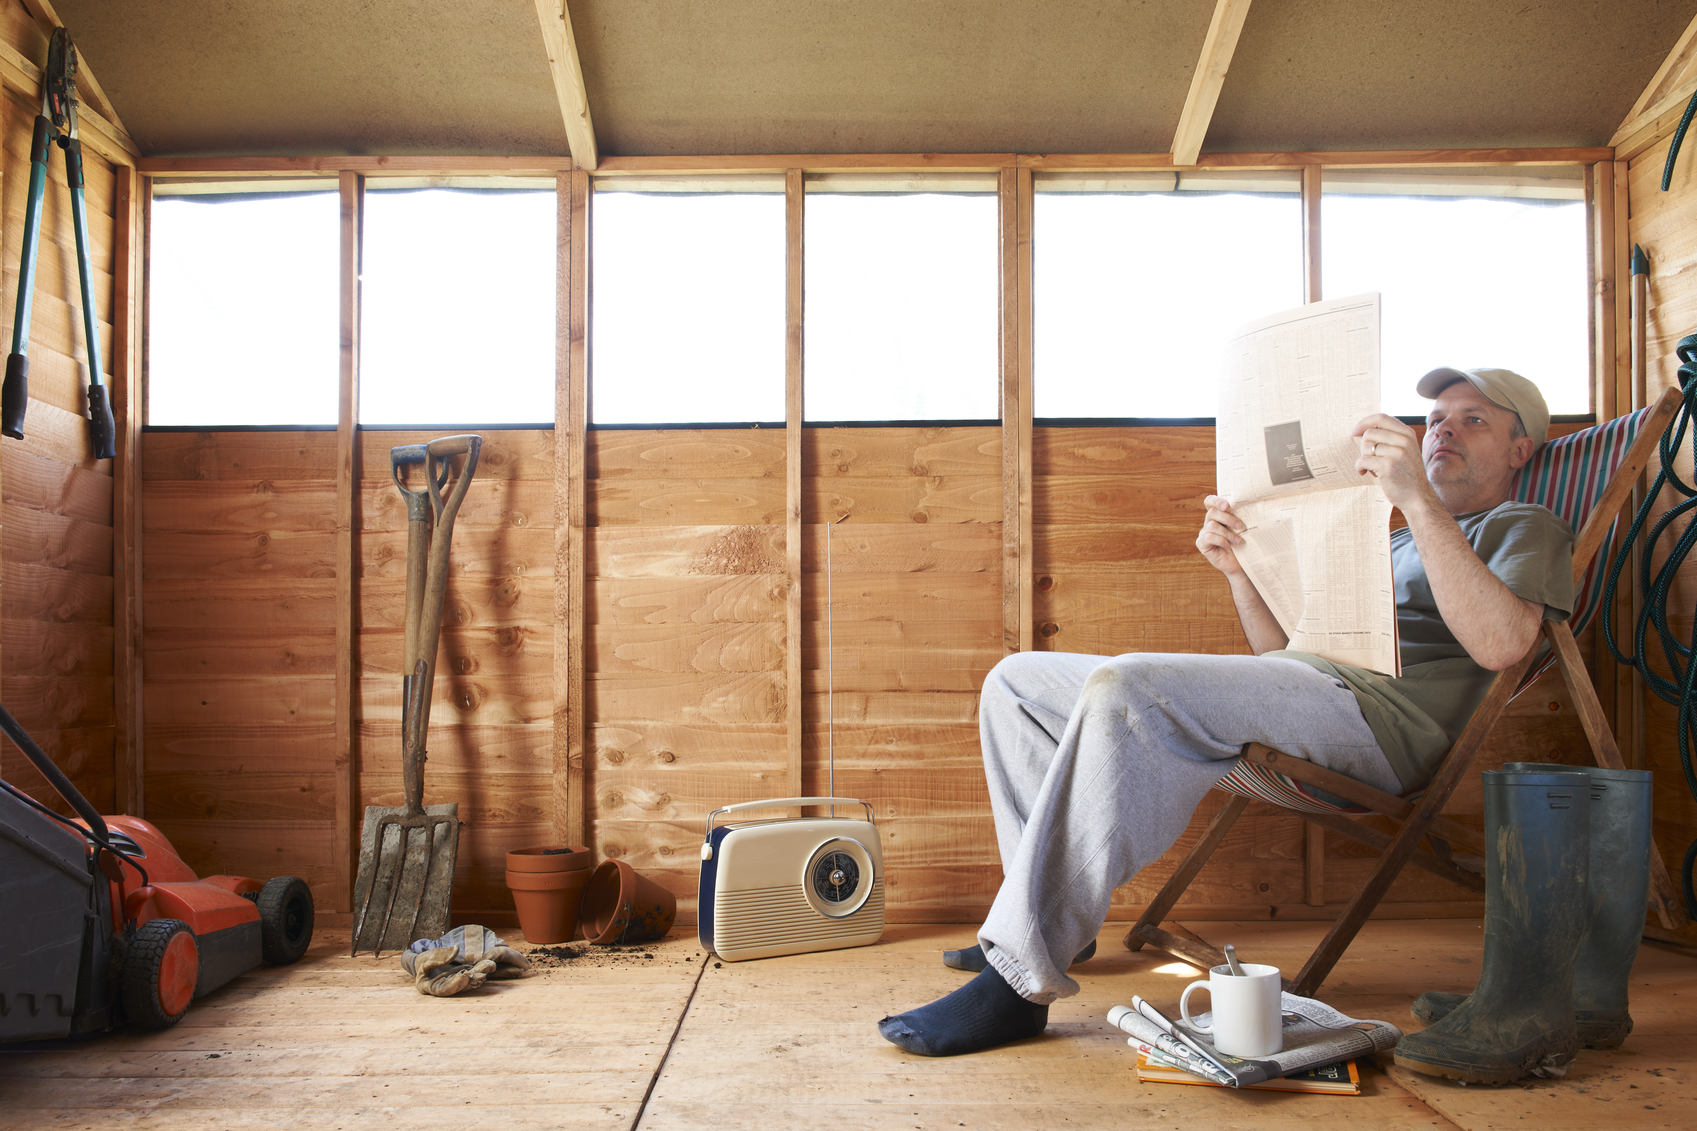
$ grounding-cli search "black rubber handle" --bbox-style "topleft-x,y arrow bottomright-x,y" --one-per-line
1,353 -> 27,440
86,382 -> 114,459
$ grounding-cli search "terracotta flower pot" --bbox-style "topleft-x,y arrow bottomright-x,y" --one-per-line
505,845 -> 593,874
505,845 -> 594,943
580,860 -> 677,945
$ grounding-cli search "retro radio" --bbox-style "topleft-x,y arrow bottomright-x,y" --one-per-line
697,796 -> 885,962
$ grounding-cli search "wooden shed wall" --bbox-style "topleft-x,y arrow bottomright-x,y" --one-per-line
0,2 -> 122,815
140,429 -> 555,916
138,411 -> 1595,924
1619,79 -> 1697,907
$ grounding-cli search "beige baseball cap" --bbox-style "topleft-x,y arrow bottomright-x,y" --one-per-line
1416,366 -> 1550,449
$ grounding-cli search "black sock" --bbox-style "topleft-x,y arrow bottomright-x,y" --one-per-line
877,966 -> 1048,1056
942,938 -> 1096,972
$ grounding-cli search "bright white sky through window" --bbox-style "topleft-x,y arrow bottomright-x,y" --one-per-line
591,190 -> 785,424
359,188 -> 556,425
150,191 -> 340,426
1034,184 -> 1302,418
804,191 -> 998,421
1322,191 -> 1588,417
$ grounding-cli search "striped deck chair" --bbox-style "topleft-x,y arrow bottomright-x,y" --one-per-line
1124,387 -> 1690,996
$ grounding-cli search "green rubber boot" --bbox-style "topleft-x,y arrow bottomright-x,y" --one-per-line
1395,770 -> 1589,1084
1411,762 -> 1651,1049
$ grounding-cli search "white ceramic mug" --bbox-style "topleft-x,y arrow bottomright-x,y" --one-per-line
1178,962 -> 1283,1057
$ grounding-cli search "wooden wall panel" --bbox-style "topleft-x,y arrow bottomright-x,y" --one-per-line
0,40 -> 119,813
141,432 -> 338,903
1624,127 -> 1697,919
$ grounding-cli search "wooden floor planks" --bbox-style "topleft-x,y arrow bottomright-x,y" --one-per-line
3,920 -> 1694,1130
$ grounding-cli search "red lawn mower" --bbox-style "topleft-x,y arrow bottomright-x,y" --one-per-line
0,705 -> 314,1040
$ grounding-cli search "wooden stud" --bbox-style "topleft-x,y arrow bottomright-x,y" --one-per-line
1014,168 -> 1033,652
1024,148 -> 1613,171
785,168 -> 804,800
1170,0 -> 1254,166
1300,162 -> 1325,904
333,170 -> 364,912
133,149 -> 1616,182
999,167 -> 1033,655
554,168 -> 589,848
137,157 -> 577,178
531,0 -> 599,172
110,163 -> 143,815
1301,165 -> 1321,303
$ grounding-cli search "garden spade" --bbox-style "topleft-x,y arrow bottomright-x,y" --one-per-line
352,434 -> 482,956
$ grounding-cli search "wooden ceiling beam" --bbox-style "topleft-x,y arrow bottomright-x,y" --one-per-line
533,0 -> 599,171
1170,0 -> 1254,167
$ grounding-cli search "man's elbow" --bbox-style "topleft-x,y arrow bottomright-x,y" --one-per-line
1475,616 -> 1545,671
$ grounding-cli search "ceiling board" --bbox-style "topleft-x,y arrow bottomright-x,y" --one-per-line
570,0 -> 1218,155
49,0 -> 571,156
1207,0 -> 1697,152
34,0 -> 1697,159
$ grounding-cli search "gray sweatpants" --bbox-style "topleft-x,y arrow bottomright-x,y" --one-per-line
976,650 -> 1403,1004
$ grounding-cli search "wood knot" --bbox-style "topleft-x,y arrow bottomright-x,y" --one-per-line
657,750 -> 676,764
1036,576 -> 1055,591
909,511 -> 929,524
603,843 -> 623,859
604,749 -> 626,765
1039,622 -> 1059,637
604,791 -> 624,809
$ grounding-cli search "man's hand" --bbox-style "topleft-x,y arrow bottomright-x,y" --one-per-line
1352,413 -> 1438,513
1197,494 -> 1247,576
1198,495 -> 1289,654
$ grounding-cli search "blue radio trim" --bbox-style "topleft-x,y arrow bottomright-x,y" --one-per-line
697,824 -> 735,955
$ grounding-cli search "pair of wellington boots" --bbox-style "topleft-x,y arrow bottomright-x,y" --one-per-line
1393,764 -> 1652,1085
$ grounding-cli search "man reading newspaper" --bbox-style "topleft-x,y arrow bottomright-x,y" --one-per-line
877,366 -> 1572,1058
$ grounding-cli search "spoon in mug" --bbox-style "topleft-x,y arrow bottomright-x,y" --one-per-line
1224,944 -> 1246,976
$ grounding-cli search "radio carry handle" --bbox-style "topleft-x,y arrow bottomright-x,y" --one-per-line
705,797 -> 876,841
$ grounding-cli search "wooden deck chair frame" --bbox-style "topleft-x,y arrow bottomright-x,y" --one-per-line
1124,387 -> 1691,997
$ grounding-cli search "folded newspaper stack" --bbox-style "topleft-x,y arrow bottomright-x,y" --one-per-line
1107,992 -> 1402,1088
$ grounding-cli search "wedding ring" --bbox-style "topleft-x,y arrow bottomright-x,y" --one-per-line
1371,441 -> 1380,456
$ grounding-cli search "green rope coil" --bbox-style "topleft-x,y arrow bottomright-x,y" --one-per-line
1600,332 -> 1697,915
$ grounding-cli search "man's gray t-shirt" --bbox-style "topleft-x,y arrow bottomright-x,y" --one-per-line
1270,501 -> 1574,790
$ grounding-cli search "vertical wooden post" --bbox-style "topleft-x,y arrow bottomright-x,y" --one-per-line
333,170 -> 364,912
1000,167 -> 1034,655
1590,162 -> 1624,752
785,169 -> 805,800
1301,165 -> 1322,304
111,164 -> 145,815
1614,159 -> 1646,771
554,168 -> 588,847
1301,163 -> 1325,905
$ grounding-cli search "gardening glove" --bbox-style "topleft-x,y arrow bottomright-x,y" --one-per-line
400,924 -> 531,996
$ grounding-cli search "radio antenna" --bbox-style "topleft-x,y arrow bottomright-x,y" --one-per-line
827,513 -> 847,816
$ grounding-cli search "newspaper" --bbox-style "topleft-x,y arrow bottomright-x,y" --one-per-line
1216,293 -> 1399,676
1109,992 -> 1403,1088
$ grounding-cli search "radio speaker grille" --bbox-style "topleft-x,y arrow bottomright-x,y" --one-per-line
716,879 -> 885,952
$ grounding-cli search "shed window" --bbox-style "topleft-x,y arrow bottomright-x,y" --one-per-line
1321,167 -> 1589,417
590,179 -> 786,425
803,175 -> 999,422
358,186 -> 556,426
1033,171 -> 1303,420
148,187 -> 340,426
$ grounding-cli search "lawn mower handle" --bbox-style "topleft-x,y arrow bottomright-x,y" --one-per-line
0,702 -> 108,841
